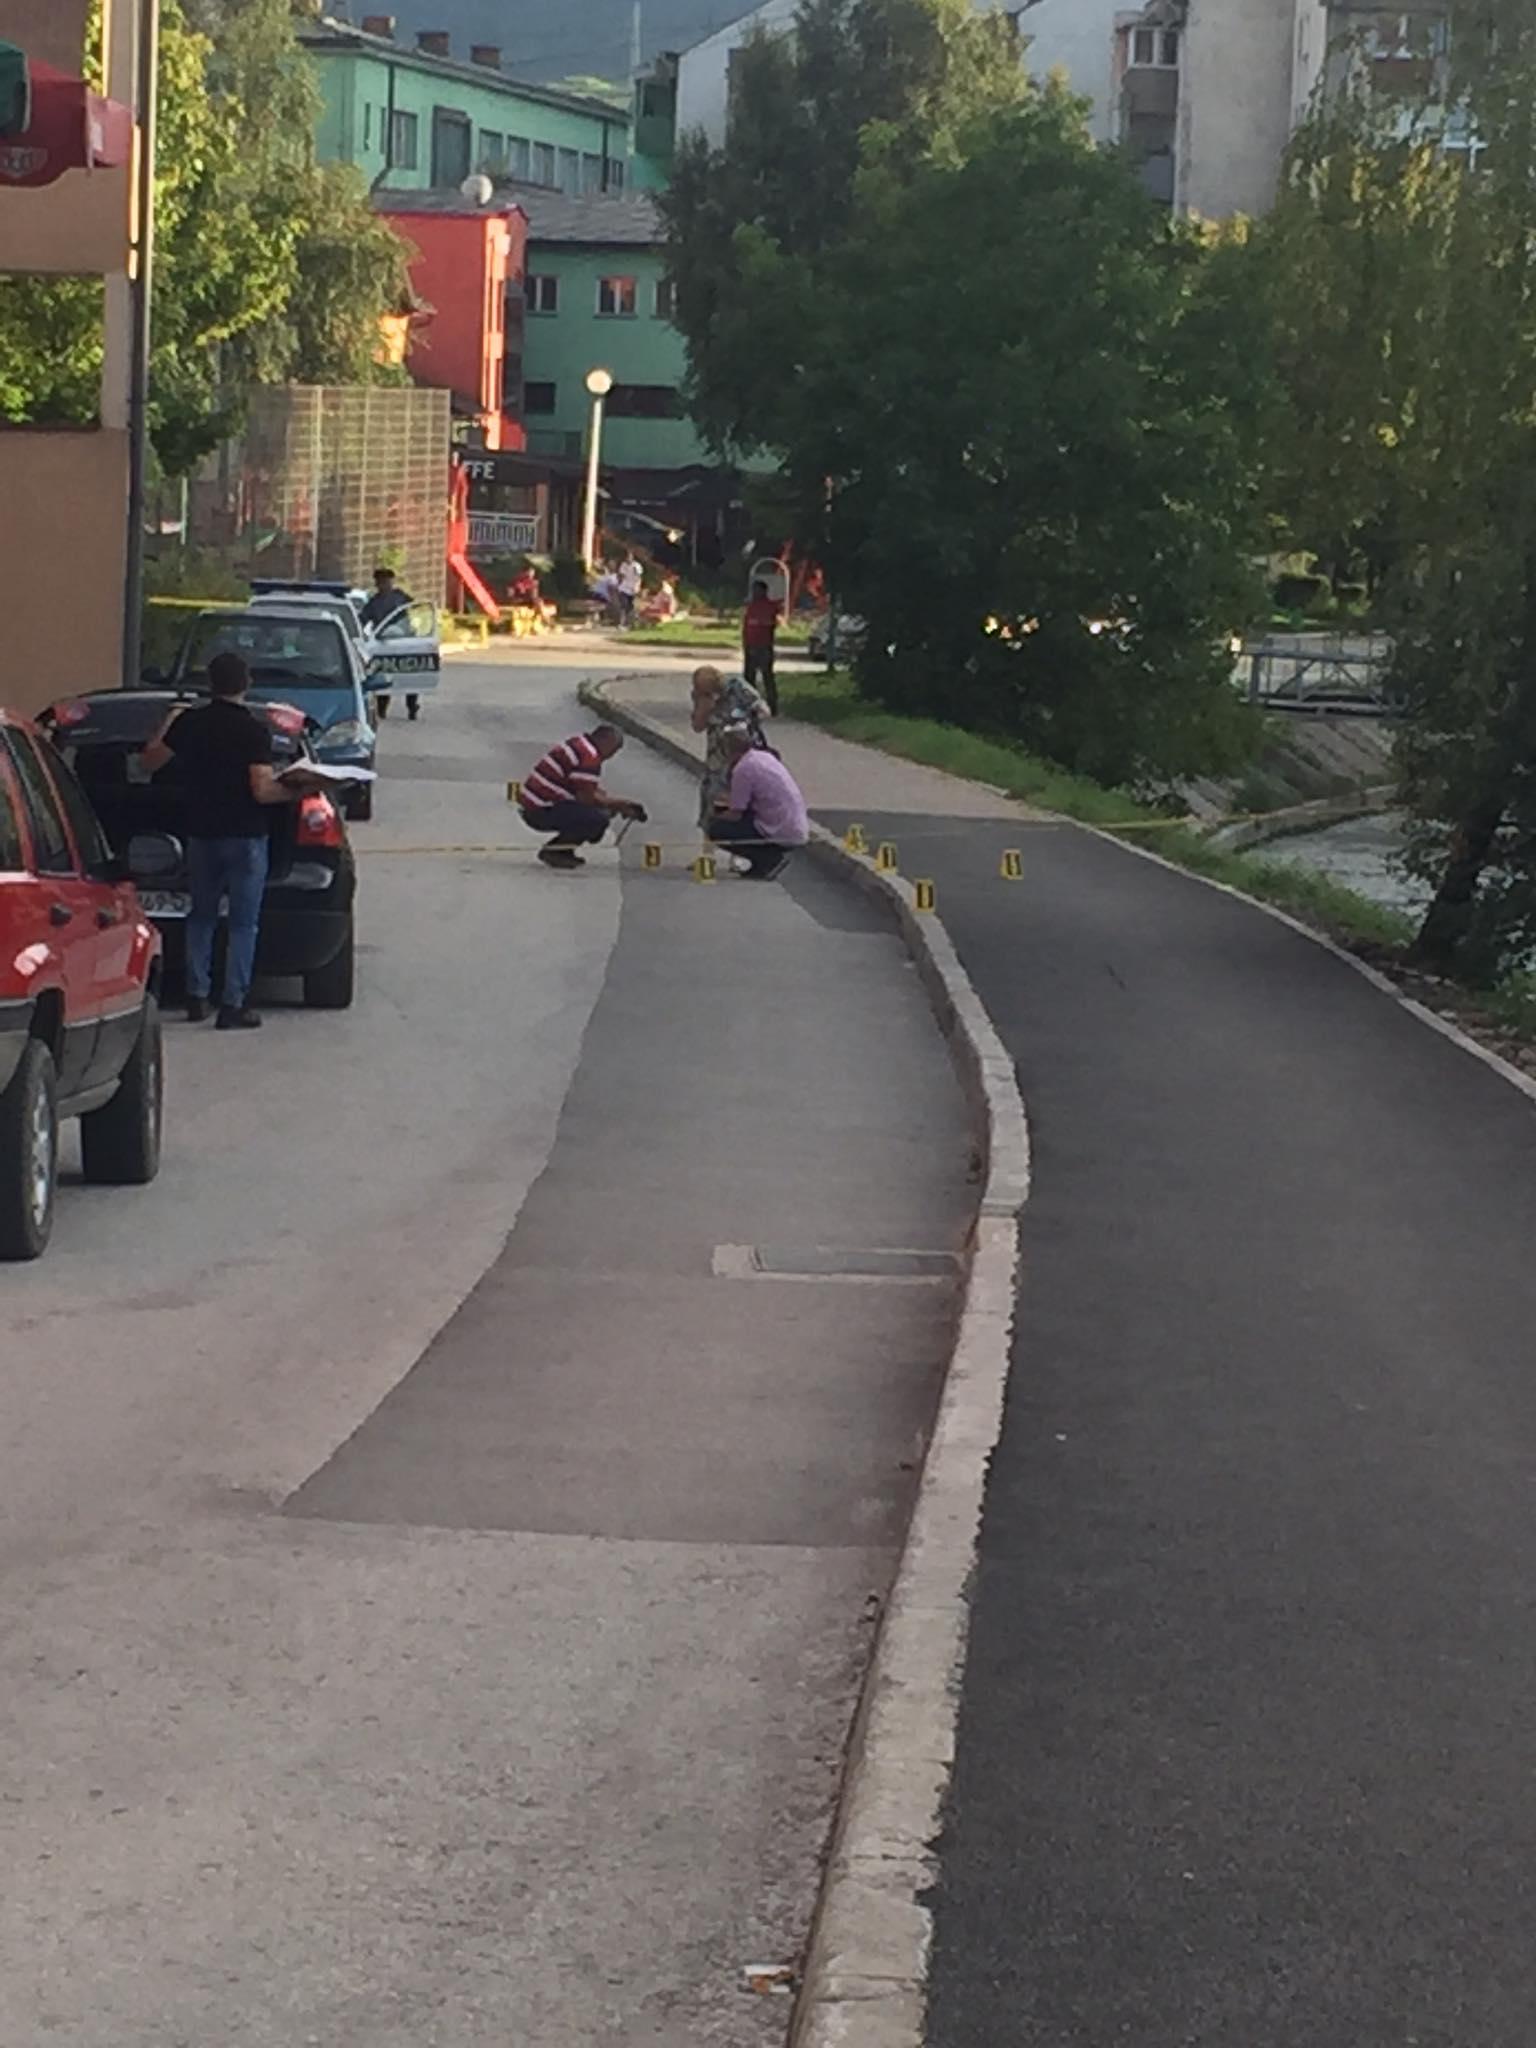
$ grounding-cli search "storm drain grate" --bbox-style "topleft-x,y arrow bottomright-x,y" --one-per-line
713,1244 -> 959,1284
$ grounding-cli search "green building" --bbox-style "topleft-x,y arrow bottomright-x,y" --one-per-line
299,17 -> 630,194
516,189 -> 707,476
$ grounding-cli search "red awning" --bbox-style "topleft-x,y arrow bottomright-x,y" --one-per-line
0,58 -> 132,189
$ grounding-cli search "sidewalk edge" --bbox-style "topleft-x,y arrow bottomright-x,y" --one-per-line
580,677 -> 1030,2048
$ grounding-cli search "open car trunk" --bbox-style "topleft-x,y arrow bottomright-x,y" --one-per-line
48,693 -> 301,885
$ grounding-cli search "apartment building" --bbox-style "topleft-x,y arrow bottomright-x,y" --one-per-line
1021,1 -> 1444,218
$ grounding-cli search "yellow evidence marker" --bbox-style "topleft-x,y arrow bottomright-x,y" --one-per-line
1000,848 -> 1024,880
876,842 -> 899,872
643,842 -> 663,869
914,879 -> 936,913
507,779 -> 523,805
692,854 -> 718,883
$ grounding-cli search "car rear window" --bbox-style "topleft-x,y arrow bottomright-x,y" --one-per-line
182,615 -> 349,689
0,760 -> 24,871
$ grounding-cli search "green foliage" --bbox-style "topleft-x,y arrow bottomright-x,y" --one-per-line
1252,0 -> 1536,977
661,0 -> 1030,455
662,1 -> 1265,787
0,0 -> 409,471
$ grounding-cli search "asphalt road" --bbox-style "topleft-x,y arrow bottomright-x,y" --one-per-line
812,810 -> 1536,2048
0,654 -> 971,2047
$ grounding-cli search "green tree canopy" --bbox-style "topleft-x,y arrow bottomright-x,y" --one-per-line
1254,0 -> 1536,975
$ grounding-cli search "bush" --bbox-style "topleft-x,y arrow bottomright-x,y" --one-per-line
1272,573 -> 1329,613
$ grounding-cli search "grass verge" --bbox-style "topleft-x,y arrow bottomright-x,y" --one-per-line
627,619 -> 812,649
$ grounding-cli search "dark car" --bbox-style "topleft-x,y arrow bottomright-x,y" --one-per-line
40,689 -> 358,1011
0,708 -> 165,1260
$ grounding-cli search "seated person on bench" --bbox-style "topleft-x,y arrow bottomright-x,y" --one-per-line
706,727 -> 809,880
520,723 -> 647,869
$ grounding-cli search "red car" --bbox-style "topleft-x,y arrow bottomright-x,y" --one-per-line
0,708 -> 165,1260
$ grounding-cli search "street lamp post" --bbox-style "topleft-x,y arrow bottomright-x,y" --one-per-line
580,366 -> 612,573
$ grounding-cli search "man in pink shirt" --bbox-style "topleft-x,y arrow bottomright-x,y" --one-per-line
706,727 -> 810,880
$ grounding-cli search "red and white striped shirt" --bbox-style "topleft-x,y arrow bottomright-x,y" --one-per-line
523,732 -> 602,812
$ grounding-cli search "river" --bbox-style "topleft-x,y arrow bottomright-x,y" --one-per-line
1258,811 -> 1430,915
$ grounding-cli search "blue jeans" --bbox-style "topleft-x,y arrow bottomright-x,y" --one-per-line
187,835 -> 269,1009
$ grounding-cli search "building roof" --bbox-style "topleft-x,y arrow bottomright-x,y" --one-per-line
336,2 -> 768,88
510,186 -> 663,246
300,17 -> 632,125
373,184 -> 665,247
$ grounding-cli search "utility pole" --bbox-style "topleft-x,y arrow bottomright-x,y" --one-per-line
630,0 -> 642,76
122,0 -> 160,685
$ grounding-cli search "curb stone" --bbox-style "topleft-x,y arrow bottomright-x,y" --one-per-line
579,677 -> 1031,2048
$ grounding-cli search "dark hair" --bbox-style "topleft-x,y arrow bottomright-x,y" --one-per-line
373,566 -> 395,582
207,650 -> 250,698
752,580 -> 769,597
589,722 -> 622,749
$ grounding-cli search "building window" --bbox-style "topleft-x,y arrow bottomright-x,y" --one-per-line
581,151 -> 604,192
597,275 -> 637,317
524,382 -> 557,415
608,158 -> 626,191
364,103 -> 374,150
606,384 -> 683,418
1130,25 -> 1180,66
507,134 -> 531,179
478,129 -> 505,173
390,108 -> 419,170
558,147 -> 581,194
532,140 -> 556,186
653,276 -> 676,321
526,274 -> 559,315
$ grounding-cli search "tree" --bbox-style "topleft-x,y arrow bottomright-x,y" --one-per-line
779,96 -> 1265,784
0,0 -> 409,473
1256,2 -> 1536,977
660,0 -> 1030,455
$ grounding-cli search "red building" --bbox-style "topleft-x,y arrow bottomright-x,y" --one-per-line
377,191 -> 526,452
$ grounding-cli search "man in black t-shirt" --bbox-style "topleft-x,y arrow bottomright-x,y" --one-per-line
141,651 -> 308,1030
360,566 -> 419,721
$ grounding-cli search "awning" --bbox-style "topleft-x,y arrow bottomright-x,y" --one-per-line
0,58 -> 132,188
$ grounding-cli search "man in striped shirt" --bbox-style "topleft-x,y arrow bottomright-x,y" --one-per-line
520,723 -> 647,869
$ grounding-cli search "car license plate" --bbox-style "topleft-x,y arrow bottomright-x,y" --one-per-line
140,889 -> 191,918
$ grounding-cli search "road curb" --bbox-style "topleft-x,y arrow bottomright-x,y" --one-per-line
580,676 -> 1030,2048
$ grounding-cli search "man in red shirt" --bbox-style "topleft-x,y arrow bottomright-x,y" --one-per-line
742,579 -> 782,714
519,723 -> 647,869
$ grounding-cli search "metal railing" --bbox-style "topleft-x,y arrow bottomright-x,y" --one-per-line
1241,633 -> 1398,717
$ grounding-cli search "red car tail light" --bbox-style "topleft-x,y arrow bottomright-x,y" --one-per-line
296,793 -> 345,848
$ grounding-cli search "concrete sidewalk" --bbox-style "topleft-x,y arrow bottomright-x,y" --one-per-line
0,665 -> 974,2048
601,671 -> 1536,2048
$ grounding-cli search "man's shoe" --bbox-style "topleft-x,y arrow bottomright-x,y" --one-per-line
185,997 -> 210,1023
538,846 -> 582,870
216,1006 -> 263,1031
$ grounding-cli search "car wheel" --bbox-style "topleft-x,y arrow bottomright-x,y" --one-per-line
303,923 -> 355,1010
0,1037 -> 59,1260
80,994 -> 163,1187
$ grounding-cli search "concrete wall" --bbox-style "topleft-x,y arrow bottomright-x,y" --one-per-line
675,0 -> 797,147
1178,0 -> 1300,218
1016,0 -> 1120,144
309,46 -> 628,193
0,433 -> 130,712
519,245 -> 707,471
0,0 -> 134,709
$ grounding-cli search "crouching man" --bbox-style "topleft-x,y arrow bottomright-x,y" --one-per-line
706,727 -> 809,880
520,722 -> 647,869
